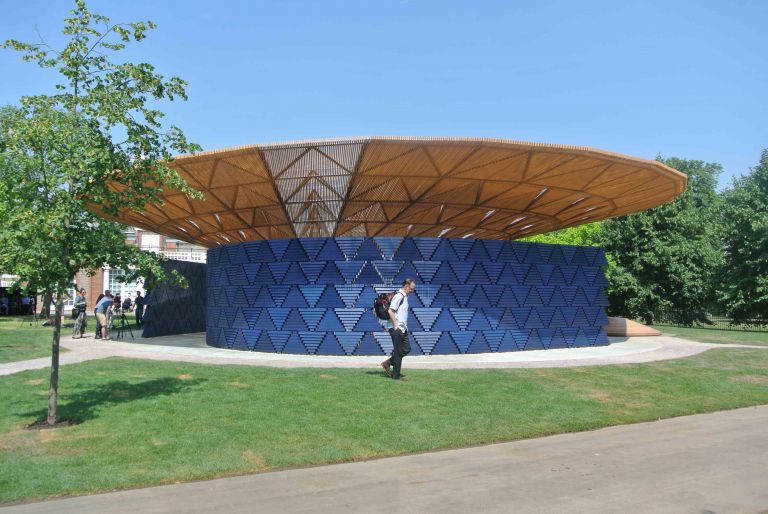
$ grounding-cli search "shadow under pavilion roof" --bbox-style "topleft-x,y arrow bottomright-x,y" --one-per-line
113,136 -> 687,247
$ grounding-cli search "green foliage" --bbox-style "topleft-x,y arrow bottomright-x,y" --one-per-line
0,1 -> 200,296
718,150 -> 768,321
0,0 -> 200,422
599,157 -> 724,324
519,222 -> 602,246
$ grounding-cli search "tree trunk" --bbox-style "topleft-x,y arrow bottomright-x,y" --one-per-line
41,293 -> 52,319
47,290 -> 64,425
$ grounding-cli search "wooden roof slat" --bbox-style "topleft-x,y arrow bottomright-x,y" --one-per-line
420,179 -> 483,206
399,177 -> 440,201
209,186 -> 238,209
380,202 -> 411,221
359,146 -> 440,177
450,147 -> 528,175
356,143 -> 419,174
424,144 -> 478,175
209,160 -> 268,188
316,143 -> 364,172
530,162 -> 613,191
108,137 -> 686,246
450,150 -> 529,181
348,176 -> 410,202
177,161 -> 215,189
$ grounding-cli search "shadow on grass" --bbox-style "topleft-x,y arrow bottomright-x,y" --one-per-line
363,371 -> 414,380
364,370 -> 393,379
19,377 -> 206,423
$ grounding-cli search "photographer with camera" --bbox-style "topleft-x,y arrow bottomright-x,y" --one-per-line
94,292 -> 114,340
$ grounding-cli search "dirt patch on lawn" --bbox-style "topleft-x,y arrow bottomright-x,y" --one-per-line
588,390 -> 614,403
0,424 -> 84,455
733,375 -> 768,386
242,449 -> 267,468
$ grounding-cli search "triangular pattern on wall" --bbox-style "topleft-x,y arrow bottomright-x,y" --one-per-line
194,237 -> 612,357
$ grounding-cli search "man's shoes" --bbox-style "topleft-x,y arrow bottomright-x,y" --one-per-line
381,360 -> 393,378
392,375 -> 407,381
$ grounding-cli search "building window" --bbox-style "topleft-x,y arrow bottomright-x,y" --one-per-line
141,234 -> 160,251
105,269 -> 141,300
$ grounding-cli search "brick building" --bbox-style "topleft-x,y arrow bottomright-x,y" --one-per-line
70,227 -> 206,311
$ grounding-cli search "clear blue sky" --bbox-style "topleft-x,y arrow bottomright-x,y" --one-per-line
2,0 -> 766,189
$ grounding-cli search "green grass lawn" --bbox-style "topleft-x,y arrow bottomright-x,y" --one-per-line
653,325 -> 768,346
1,347 -> 767,504
0,316 -> 72,364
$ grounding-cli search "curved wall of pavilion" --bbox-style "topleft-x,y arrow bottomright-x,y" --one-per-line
205,237 -> 610,355
142,260 -> 207,337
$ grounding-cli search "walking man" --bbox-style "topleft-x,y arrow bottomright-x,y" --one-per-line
381,278 -> 416,380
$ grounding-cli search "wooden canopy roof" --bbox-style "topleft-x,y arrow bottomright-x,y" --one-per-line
114,137 -> 687,247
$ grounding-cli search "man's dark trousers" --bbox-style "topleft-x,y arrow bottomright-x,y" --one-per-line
389,328 -> 411,379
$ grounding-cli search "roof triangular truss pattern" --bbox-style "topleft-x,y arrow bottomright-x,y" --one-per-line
110,137 -> 687,247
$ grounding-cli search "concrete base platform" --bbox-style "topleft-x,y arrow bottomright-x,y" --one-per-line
605,316 -> 662,336
2,331 -> 765,377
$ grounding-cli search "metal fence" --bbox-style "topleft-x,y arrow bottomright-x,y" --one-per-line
140,246 -> 207,263
653,310 -> 768,332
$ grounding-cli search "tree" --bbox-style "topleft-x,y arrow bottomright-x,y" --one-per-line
599,157 -> 724,324
718,150 -> 768,322
519,222 -> 602,247
0,1 -> 200,425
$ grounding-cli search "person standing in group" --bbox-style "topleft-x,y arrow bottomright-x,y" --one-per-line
0,293 -> 8,315
134,291 -> 145,328
21,294 -> 32,314
381,278 -> 416,380
72,288 -> 88,338
109,294 -> 121,330
93,292 -> 104,339
94,292 -> 114,340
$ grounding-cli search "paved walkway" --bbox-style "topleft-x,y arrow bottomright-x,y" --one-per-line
4,405 -> 767,513
2,331 -> 766,377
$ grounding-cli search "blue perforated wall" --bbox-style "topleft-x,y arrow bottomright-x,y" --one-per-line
142,260 -> 207,338
205,238 -> 610,355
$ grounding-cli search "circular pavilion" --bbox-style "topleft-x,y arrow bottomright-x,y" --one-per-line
110,137 -> 687,354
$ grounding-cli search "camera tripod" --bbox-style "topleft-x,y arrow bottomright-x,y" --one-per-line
114,310 -> 134,341
19,309 -> 40,327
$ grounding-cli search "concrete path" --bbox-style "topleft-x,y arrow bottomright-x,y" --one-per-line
2,331 -> 766,377
4,405 -> 767,513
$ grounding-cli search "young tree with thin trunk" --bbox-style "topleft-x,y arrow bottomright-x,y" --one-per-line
0,1 -> 200,425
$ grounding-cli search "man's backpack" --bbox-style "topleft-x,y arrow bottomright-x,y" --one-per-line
373,291 -> 401,320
